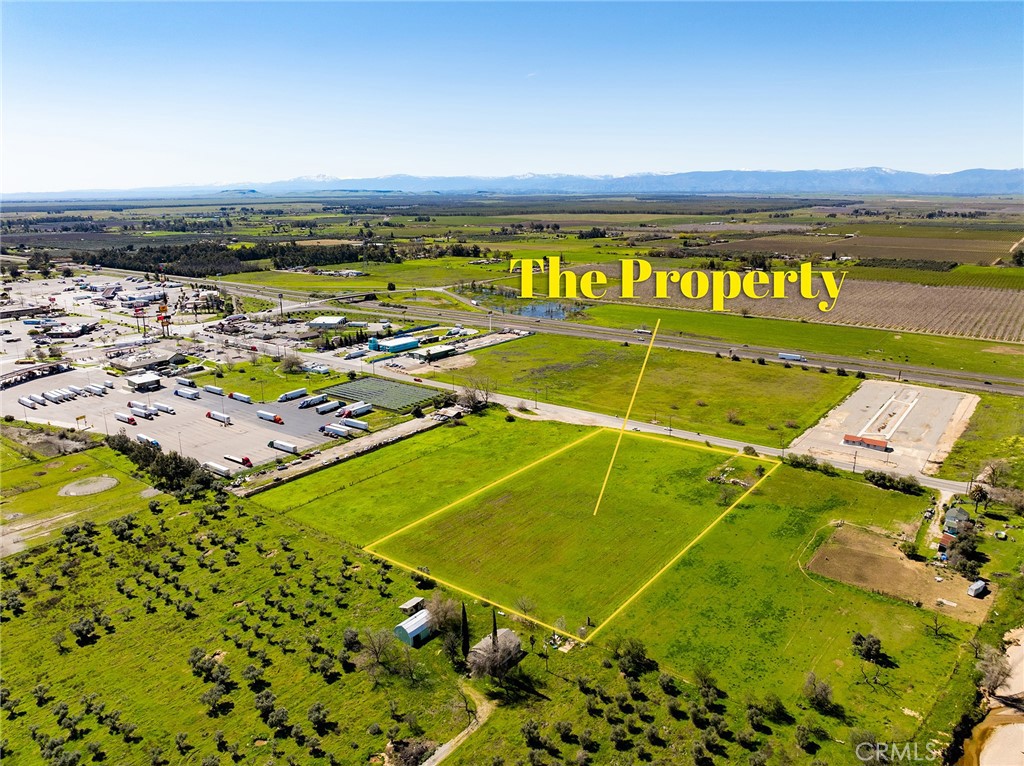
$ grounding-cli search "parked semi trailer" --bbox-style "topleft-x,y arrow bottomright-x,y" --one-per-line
202,461 -> 232,477
320,423 -> 351,438
315,400 -> 342,415
267,440 -> 298,454
278,388 -> 307,402
341,401 -> 372,418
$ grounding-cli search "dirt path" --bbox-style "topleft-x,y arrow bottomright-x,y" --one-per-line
420,683 -> 496,766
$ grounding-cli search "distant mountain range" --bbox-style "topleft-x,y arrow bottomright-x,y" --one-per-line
7,167 -> 1023,200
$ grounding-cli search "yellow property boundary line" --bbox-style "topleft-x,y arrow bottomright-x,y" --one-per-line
366,429 -> 603,549
593,318 -> 661,516
365,425 -> 783,644
586,456 -> 782,641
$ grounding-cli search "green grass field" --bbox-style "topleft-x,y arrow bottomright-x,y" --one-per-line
576,302 -> 1024,377
189,357 -> 349,403
433,334 -> 859,444
372,431 -> 767,632
937,392 -> 1024,489
606,465 -> 975,751
216,257 -> 513,291
253,409 -> 590,545
0,448 -> 152,536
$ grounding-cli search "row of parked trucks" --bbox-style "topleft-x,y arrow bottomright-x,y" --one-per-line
17,381 -> 114,410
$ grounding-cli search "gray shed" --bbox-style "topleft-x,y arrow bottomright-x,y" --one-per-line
394,609 -> 432,648
399,597 -> 425,616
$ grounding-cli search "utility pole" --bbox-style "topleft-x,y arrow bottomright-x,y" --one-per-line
853,450 -> 858,472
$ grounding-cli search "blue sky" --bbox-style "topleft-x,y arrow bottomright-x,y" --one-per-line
2,2 -> 1022,192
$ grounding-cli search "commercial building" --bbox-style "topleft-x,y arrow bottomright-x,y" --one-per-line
408,344 -> 456,363
125,372 -> 163,392
369,336 -> 419,353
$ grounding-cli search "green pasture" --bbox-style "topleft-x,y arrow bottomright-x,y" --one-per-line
0,448 -> 152,535
937,392 -> 1024,489
576,302 -> 1024,377
431,334 -> 859,444
374,431 -> 765,631
253,409 -> 589,546
608,466 -> 974,753
189,356 -> 349,403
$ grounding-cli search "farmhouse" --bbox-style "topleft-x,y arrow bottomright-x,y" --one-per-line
394,609 -> 432,648
943,507 -> 971,536
843,434 -> 890,451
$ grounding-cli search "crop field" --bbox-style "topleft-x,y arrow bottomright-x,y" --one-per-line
371,431 -> 769,632
706,233 -> 1011,264
433,334 -> 860,444
317,377 -> 435,412
253,410 -> 590,546
597,271 -> 1024,342
578,302 -> 1024,376
838,264 -> 1024,290
606,465 -> 975,746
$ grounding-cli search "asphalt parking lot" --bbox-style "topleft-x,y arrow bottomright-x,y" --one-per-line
3,368 -> 344,469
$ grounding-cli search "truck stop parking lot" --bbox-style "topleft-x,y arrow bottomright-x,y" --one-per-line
2,368 -> 343,469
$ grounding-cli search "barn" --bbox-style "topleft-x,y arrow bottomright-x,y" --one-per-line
394,610 -> 432,648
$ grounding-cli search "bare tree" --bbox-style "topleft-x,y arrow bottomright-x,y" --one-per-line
359,628 -> 397,674
468,630 -> 522,685
977,645 -> 1011,694
426,593 -> 459,634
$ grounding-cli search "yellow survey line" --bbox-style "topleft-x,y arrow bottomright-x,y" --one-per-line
586,458 -> 782,642
364,548 -> 578,642
593,319 -> 661,516
366,429 -> 603,549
